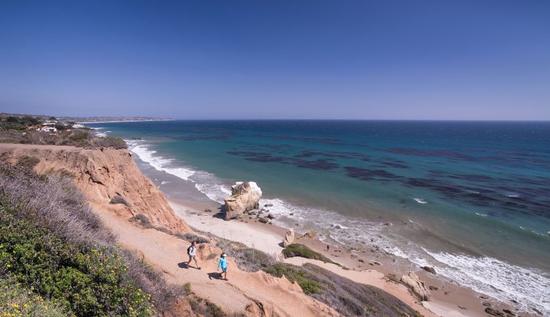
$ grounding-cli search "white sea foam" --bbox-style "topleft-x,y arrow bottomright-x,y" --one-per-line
420,250 -> 550,315
127,138 -> 550,315
413,197 -> 428,204
475,212 -> 488,217
194,181 -> 231,204
127,140 -> 195,181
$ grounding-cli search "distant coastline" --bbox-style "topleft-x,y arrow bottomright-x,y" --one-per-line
76,117 -> 174,124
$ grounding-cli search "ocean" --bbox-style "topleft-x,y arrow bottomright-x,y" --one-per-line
90,120 -> 550,314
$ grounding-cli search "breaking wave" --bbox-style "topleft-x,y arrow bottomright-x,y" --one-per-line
126,138 -> 549,315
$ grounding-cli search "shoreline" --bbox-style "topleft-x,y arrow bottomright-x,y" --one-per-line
89,126 -> 545,316
168,197 -> 523,317
78,118 -> 174,124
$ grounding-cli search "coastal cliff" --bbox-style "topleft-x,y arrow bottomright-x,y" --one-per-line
0,143 -> 190,233
0,142 -> 434,317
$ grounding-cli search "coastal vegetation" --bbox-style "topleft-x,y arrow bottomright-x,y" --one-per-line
0,276 -> 66,317
0,159 -> 179,316
263,262 -> 421,316
0,114 -> 126,149
213,236 -> 421,316
282,243 -> 337,264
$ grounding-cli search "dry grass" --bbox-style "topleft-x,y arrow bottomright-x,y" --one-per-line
0,161 -> 182,313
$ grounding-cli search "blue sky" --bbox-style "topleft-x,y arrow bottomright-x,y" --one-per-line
1,0 -> 549,120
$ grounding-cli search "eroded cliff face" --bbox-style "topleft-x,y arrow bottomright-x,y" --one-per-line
0,144 -> 190,233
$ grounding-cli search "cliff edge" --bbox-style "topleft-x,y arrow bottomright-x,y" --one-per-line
0,143 -> 190,233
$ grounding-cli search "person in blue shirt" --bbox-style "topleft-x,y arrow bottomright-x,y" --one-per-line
218,253 -> 228,280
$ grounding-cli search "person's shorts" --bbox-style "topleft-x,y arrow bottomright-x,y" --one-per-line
221,267 -> 227,273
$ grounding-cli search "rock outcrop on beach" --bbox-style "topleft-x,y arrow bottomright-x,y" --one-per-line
401,271 -> 430,301
0,143 -> 190,233
283,228 -> 295,247
223,181 -> 262,220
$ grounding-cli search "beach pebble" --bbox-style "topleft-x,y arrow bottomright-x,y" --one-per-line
258,217 -> 268,224
428,285 -> 438,291
421,266 -> 436,274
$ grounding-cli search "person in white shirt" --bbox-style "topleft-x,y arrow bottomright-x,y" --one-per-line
186,241 -> 201,269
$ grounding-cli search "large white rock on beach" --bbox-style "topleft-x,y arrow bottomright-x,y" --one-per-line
223,181 -> 262,220
400,272 -> 430,301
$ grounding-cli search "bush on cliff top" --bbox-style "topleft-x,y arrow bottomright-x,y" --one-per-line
0,162 -> 180,316
282,243 -> 337,264
263,263 -> 322,295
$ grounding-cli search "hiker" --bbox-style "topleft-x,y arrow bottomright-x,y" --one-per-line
187,241 -> 200,269
218,253 -> 228,280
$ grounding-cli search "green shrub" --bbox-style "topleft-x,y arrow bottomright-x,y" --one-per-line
0,275 -> 66,317
263,263 -> 322,295
0,163 -> 168,316
282,244 -> 336,264
0,204 -> 154,316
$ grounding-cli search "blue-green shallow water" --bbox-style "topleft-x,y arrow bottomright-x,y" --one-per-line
90,120 -> 550,314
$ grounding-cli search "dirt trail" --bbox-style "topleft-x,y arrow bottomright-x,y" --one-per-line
93,206 -> 338,317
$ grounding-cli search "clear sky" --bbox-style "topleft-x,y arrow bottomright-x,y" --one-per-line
1,0 -> 549,120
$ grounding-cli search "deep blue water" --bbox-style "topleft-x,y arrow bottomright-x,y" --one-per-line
91,120 -> 550,313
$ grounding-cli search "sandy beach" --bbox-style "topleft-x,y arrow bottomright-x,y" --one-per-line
169,199 -> 522,317
0,142 -> 532,316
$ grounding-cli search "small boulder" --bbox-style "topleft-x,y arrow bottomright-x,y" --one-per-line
401,272 -> 430,301
258,217 -> 269,224
283,229 -> 295,247
421,266 -> 436,274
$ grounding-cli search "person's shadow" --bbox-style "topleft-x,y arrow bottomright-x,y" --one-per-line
178,262 -> 190,269
208,272 -> 223,280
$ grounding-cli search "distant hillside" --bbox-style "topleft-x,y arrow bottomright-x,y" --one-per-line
0,113 -> 127,149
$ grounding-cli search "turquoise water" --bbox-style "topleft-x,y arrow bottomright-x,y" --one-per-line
91,120 -> 550,314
